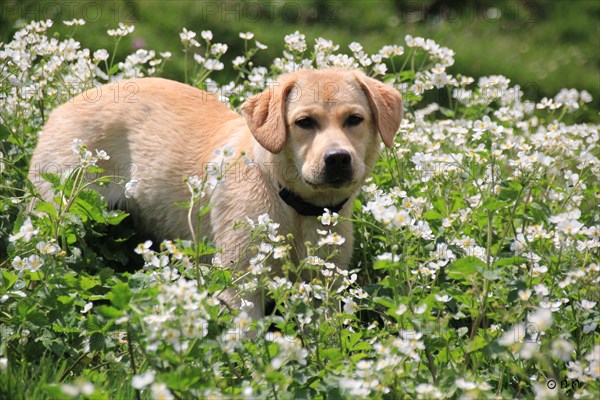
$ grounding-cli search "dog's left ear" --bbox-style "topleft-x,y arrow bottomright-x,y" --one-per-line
353,72 -> 403,148
241,80 -> 295,154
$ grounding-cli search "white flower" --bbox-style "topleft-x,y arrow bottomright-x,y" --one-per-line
150,382 -> 173,400
410,220 -> 434,240
434,294 -> 452,303
314,37 -> 339,53
60,381 -> 94,397
414,303 -> 428,314
267,333 -> 308,369
318,232 -> 345,246
63,19 -> 85,26
579,300 -> 597,310
132,370 -> 156,389
95,150 -> 109,160
392,210 -> 412,228
373,63 -> 388,76
12,256 -> 27,271
107,23 -> 134,37
210,43 -> 228,56
193,54 -> 205,65
232,56 -> 246,67
255,40 -> 268,50
415,383 -> 444,399
135,240 -> 153,255
239,32 -> 254,40
579,90 -> 592,103
379,45 -> 404,58
583,322 -> 597,334
273,246 -> 288,259
27,255 -> 43,273
81,302 -> 93,314
518,289 -> 532,301
284,31 -> 307,52
343,298 -> 358,314
204,59 -> 224,71
125,179 -> 138,198
551,339 -> 575,361
557,219 -> 583,235
93,49 -> 109,62
201,30 -> 213,41
534,283 -> 549,296
179,27 -> 196,42
319,209 -> 339,226
455,378 -> 477,390
528,308 -> 553,331
9,218 -> 39,243
395,304 -> 408,316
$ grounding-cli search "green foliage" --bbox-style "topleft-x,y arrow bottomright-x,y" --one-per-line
0,16 -> 599,400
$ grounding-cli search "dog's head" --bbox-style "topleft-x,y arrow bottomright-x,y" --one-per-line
242,68 -> 403,205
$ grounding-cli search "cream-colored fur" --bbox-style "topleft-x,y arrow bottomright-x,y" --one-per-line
28,68 -> 403,318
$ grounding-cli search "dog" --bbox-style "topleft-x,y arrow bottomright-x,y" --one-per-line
28,68 -> 403,318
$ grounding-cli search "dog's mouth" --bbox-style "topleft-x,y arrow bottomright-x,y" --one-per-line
304,177 -> 356,190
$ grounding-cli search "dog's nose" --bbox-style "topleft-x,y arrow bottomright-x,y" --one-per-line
324,149 -> 352,167
323,149 -> 353,183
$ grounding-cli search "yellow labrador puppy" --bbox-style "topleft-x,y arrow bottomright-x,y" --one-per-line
29,68 -> 402,317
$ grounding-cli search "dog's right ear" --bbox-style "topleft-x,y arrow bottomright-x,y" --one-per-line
241,81 -> 294,154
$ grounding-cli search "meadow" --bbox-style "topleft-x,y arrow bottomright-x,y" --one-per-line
0,4 -> 599,400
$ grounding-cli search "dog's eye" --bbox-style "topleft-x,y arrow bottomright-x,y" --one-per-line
295,117 -> 318,130
346,115 -> 364,127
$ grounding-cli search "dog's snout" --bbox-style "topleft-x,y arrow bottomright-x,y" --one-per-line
323,149 -> 353,184
324,149 -> 352,167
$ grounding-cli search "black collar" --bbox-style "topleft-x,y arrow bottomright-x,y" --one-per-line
278,185 -> 349,216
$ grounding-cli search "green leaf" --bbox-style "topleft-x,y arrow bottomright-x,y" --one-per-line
373,260 -> 393,270
40,172 -> 61,188
399,70 -> 415,81
0,123 -> 11,140
493,257 -> 529,268
424,209 -> 445,220
466,336 -> 488,353
17,300 -> 28,318
104,210 -> 128,225
321,348 -> 343,363
439,106 -> 455,118
27,310 -> 47,326
89,332 -> 106,351
351,341 -> 373,351
481,197 -> 509,212
35,201 -> 57,219
57,295 -> 76,305
373,296 -> 395,310
482,269 -> 502,281
52,322 -> 79,333
108,64 -> 120,75
106,282 -> 132,310
79,275 -> 101,291
499,180 -> 522,200
70,190 -> 107,223
446,257 -> 486,281
2,270 -> 18,289
94,305 -> 123,319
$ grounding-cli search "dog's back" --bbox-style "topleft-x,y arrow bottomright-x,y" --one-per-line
28,78 -> 242,239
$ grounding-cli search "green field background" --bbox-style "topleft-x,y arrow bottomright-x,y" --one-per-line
1,0 -> 599,116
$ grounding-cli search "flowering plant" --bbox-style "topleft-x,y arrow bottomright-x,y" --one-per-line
0,20 -> 598,399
